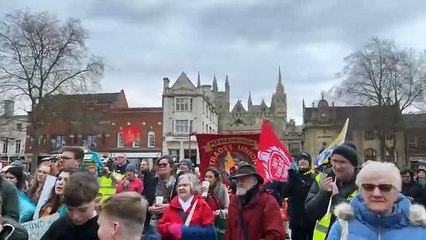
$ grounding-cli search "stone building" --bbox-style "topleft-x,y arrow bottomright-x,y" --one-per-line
0,100 -> 27,165
216,67 -> 288,136
162,72 -> 219,163
403,113 -> 426,168
303,98 -> 407,168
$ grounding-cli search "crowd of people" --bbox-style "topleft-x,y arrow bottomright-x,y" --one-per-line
0,143 -> 425,239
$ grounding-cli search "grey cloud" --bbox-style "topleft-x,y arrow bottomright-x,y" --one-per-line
2,0 -> 426,124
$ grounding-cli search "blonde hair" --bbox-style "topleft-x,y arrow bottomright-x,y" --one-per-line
356,161 -> 401,191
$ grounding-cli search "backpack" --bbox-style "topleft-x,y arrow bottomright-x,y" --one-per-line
0,178 -> 29,240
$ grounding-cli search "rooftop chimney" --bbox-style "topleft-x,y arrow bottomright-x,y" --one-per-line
3,100 -> 14,117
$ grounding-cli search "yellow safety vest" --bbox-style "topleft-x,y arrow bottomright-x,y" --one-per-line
98,172 -> 124,202
312,174 -> 357,240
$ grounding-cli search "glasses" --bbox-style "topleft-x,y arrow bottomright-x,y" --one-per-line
361,183 -> 393,192
157,163 -> 168,168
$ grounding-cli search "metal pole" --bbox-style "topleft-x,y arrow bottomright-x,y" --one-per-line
188,132 -> 191,161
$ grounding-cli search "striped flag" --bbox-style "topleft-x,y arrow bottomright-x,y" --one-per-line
314,118 -> 350,167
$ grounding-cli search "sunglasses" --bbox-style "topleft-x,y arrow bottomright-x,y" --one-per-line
157,163 -> 168,168
361,183 -> 393,192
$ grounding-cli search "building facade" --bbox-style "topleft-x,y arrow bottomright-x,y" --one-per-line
25,90 -> 163,164
216,67 -> 288,137
403,114 -> 426,168
0,100 -> 27,165
162,72 -> 219,164
303,99 -> 407,168
283,119 -> 304,156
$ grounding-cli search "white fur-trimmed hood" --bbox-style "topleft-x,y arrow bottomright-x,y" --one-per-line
334,202 -> 426,227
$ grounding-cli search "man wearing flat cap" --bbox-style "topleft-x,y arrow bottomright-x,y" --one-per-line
225,164 -> 286,240
305,144 -> 359,240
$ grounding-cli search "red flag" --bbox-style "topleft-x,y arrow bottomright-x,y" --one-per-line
119,124 -> 140,144
256,119 -> 292,183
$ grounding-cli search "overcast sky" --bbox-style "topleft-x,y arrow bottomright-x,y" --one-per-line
2,0 -> 426,124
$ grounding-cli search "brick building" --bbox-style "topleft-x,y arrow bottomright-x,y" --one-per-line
25,90 -> 163,164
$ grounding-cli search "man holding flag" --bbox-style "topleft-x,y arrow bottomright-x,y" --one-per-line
305,144 -> 359,240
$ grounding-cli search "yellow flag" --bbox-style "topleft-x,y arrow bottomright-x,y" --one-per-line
225,151 -> 236,172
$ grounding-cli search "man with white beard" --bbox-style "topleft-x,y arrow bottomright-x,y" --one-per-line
225,164 -> 286,240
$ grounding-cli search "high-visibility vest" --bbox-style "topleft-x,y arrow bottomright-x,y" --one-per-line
312,174 -> 357,240
98,173 -> 123,202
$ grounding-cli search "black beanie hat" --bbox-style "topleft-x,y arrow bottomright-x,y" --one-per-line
331,145 -> 358,167
343,142 -> 357,151
296,151 -> 312,164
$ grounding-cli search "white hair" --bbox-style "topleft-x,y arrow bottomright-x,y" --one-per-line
356,160 -> 401,191
178,173 -> 201,195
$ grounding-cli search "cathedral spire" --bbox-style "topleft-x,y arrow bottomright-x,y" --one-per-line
197,71 -> 201,87
225,74 -> 229,89
213,74 -> 218,92
276,66 -> 285,94
248,91 -> 253,109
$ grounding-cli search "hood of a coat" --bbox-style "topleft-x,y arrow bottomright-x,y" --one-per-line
334,193 -> 426,228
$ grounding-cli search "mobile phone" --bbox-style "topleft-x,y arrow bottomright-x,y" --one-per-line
324,167 -> 335,179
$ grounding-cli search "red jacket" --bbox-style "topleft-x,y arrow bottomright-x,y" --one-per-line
116,177 -> 143,194
157,194 -> 215,240
225,188 -> 285,240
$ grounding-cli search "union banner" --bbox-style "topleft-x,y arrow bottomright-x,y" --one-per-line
196,133 -> 260,182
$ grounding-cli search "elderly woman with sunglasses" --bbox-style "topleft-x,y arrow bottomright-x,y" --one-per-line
327,161 -> 426,240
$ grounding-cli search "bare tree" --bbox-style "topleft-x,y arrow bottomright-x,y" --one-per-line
333,38 -> 426,111
331,38 -> 426,162
0,10 -> 104,172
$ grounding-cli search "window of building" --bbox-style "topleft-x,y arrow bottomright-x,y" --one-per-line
175,120 -> 192,134
202,121 -> 205,132
52,135 -> 64,149
364,148 -> 377,161
148,131 -> 155,148
418,136 -> 426,148
364,130 -> 374,140
175,97 -> 192,112
2,140 -> 8,154
117,133 -> 124,148
83,134 -> 97,147
16,123 -> 22,131
386,132 -> 395,140
408,137 -> 417,149
202,100 -> 205,114
15,140 -> 21,154
133,135 -> 141,148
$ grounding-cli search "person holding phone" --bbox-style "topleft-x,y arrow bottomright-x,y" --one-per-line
305,144 -> 359,240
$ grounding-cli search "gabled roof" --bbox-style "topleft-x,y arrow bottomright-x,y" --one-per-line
231,100 -> 246,113
171,72 -> 196,90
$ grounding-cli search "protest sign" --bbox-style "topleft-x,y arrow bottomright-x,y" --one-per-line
23,213 -> 60,240
33,175 -> 57,219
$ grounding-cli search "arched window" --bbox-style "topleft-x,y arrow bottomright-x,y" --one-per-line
364,148 -> 377,161
148,131 -> 155,148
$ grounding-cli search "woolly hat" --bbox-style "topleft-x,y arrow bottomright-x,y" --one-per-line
332,145 -> 359,167
125,162 -> 137,172
295,151 -> 312,165
179,159 -> 193,171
